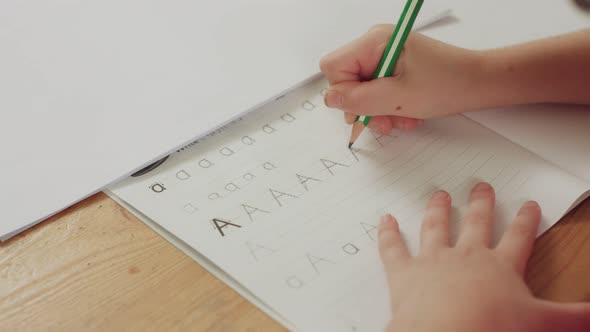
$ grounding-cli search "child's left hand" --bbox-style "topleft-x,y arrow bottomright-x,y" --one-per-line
379,182 -> 590,332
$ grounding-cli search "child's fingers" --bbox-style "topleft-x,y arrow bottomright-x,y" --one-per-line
378,214 -> 410,276
324,79 -> 415,118
367,117 -> 393,134
344,112 -> 356,124
345,113 -> 423,134
457,182 -> 496,249
496,201 -> 541,275
389,116 -> 424,131
370,116 -> 423,133
419,191 -> 451,254
320,25 -> 392,84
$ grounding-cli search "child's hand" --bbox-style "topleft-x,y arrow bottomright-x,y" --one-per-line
378,183 -> 590,332
320,25 -> 482,135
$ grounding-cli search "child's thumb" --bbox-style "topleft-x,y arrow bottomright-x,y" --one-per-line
536,300 -> 590,332
324,79 -> 408,117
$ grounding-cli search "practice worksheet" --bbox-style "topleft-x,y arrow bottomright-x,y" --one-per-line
110,77 -> 589,331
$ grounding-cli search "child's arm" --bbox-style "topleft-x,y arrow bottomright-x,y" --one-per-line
319,27 -> 590,134
378,184 -> 590,332
476,28 -> 590,109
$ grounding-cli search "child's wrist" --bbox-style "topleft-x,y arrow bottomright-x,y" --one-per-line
470,48 -> 542,110
440,49 -> 494,114
457,50 -> 493,112
450,49 -> 517,113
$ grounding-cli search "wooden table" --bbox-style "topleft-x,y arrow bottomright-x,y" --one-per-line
2,193 -> 590,331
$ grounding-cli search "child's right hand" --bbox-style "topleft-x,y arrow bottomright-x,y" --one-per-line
319,25 -> 483,135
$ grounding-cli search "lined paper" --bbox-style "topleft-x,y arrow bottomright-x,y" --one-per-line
110,77 -> 589,331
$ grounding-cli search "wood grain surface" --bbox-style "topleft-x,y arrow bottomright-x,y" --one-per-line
2,193 -> 590,331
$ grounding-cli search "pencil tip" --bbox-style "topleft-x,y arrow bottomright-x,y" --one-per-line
348,142 -> 353,149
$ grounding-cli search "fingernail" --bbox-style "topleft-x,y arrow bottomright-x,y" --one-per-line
432,190 -> 449,200
380,213 -> 393,224
473,182 -> 493,192
398,118 -> 407,130
324,90 -> 342,108
518,201 -> 540,216
344,113 -> 355,124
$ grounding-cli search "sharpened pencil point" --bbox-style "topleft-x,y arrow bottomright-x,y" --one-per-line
348,121 -> 365,148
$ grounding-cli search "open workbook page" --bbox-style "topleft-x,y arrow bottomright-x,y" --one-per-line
109,77 -> 589,331
465,105 -> 590,183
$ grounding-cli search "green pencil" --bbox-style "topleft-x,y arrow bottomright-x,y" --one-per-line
348,0 -> 424,148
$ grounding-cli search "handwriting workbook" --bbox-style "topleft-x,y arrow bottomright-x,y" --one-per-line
109,78 -> 589,331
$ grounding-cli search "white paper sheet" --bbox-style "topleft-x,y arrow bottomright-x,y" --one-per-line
0,1 -> 449,240
465,105 -> 590,183
109,77 -> 589,331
